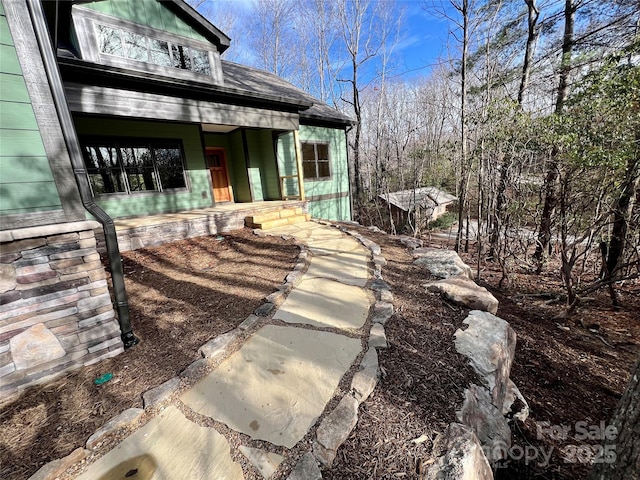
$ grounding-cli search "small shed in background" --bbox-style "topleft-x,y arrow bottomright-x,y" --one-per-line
379,187 -> 457,233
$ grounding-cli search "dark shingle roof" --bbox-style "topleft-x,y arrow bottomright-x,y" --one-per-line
221,60 -> 353,126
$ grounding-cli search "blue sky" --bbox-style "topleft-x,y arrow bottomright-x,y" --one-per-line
395,0 -> 452,78
193,0 -> 455,82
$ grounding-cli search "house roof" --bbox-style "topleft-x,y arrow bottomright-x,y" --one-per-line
166,0 -> 231,53
379,187 -> 457,212
54,1 -> 352,127
221,61 -> 353,125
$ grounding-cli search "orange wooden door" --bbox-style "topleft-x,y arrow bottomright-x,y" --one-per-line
206,148 -> 232,203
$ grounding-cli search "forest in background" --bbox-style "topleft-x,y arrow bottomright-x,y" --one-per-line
187,3 -> 640,476
189,0 -> 639,314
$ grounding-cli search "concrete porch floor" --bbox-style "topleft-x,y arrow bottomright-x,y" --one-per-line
97,200 -> 308,252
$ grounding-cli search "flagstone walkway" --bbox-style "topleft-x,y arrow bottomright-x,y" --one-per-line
69,221 -> 388,480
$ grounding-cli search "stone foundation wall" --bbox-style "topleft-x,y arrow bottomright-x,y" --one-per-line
0,221 -> 122,400
97,202 -> 309,252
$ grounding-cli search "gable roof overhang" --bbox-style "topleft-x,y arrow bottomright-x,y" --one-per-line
164,0 -> 231,53
59,57 -> 312,112
58,58 -> 311,130
58,57 -> 354,130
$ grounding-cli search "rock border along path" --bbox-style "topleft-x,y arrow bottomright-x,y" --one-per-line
34,221 -> 393,480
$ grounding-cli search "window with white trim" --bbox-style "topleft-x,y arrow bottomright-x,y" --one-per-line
301,142 -> 331,180
81,139 -> 187,196
96,24 -> 211,75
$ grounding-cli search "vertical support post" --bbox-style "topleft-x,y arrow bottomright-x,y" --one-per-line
293,130 -> 306,201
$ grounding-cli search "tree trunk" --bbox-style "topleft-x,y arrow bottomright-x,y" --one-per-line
588,357 -> 640,480
352,62 -> 363,220
517,0 -> 540,105
606,150 -> 640,278
534,0 -> 575,271
454,0 -> 469,253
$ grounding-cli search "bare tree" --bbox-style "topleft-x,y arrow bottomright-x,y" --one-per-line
334,0 -> 398,220
534,0 -> 576,271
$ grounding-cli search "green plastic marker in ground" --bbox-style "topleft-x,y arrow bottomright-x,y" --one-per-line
94,373 -> 113,385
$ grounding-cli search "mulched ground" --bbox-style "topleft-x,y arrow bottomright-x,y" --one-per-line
1,224 -> 638,480
0,229 -> 298,480
324,225 -> 639,480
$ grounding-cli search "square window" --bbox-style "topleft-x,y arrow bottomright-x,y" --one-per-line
124,31 -> 148,62
301,142 -> 331,180
171,44 -> 191,70
149,38 -> 171,66
98,25 -> 123,56
191,48 -> 211,75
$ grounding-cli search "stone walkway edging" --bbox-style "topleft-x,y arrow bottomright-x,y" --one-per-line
394,236 -> 530,479
31,222 -> 392,480
292,222 -> 393,472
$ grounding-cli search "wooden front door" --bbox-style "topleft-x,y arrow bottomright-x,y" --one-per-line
206,148 -> 232,203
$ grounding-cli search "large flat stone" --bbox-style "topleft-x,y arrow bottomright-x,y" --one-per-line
266,222 -> 333,241
306,237 -> 368,256
274,277 -> 371,330
239,446 -> 283,479
75,406 -> 243,480
181,325 -> 361,448
413,248 -> 472,279
10,323 -> 65,370
304,251 -> 369,286
427,276 -> 499,314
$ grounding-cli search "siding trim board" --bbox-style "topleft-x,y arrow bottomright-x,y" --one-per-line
1,0 -> 84,228
63,82 -> 300,131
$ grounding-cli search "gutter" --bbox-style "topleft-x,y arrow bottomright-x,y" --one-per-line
26,0 -> 139,349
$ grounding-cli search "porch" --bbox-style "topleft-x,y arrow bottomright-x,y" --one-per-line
95,200 -> 308,252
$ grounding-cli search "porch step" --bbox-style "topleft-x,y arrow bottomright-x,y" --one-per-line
246,208 -> 310,230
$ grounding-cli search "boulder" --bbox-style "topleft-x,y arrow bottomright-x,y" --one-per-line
288,452 -> 322,480
454,311 -> 515,411
457,385 -> 511,463
427,276 -> 498,314
413,248 -> 472,279
398,236 -> 423,250
421,422 -> 493,480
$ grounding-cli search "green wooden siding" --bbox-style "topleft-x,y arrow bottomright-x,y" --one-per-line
0,44 -> 22,75
0,72 -> 31,102
227,130 -> 251,202
81,0 -> 209,43
308,196 -> 351,222
73,116 -> 214,218
205,129 -> 281,203
0,6 -> 62,216
277,125 -> 351,221
245,129 -> 279,201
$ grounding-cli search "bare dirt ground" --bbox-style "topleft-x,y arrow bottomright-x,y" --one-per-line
1,224 -> 638,480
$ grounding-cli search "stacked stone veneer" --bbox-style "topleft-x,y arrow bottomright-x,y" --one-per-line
96,202 -> 309,252
0,221 -> 122,399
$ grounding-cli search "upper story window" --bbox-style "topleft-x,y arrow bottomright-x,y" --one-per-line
81,138 -> 187,196
97,24 -> 211,75
302,142 -> 331,180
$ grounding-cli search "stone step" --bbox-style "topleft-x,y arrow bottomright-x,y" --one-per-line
247,214 -> 310,230
245,207 -> 304,228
